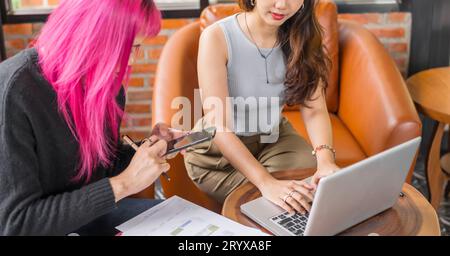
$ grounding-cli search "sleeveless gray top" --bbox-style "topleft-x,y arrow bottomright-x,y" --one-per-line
217,14 -> 286,137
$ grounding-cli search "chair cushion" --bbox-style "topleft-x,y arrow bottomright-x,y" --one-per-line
283,111 -> 367,167
199,1 -> 339,113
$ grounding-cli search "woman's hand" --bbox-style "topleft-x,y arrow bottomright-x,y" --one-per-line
259,178 -> 315,215
110,136 -> 169,202
311,163 -> 340,190
151,122 -> 189,141
150,122 -> 190,158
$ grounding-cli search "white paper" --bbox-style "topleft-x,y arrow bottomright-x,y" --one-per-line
116,196 -> 269,236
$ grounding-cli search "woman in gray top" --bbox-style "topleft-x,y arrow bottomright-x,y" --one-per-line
184,0 -> 339,213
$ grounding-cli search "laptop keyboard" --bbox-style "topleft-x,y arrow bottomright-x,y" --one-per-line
270,211 -> 309,236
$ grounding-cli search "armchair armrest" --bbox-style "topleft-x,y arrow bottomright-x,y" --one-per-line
337,20 -> 421,157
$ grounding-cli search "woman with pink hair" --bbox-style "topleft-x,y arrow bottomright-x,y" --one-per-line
0,0 -> 177,235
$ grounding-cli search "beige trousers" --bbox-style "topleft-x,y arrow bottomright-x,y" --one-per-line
183,117 -> 317,203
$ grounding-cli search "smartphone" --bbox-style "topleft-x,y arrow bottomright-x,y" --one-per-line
164,127 -> 216,156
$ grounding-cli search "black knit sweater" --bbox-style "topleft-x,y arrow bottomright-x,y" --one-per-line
0,48 -> 135,235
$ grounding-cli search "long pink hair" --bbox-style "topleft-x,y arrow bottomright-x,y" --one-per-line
35,0 -> 161,182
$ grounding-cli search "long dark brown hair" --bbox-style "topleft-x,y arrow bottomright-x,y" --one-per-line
239,0 -> 331,107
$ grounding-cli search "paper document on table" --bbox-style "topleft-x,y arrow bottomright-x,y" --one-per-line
116,196 -> 269,236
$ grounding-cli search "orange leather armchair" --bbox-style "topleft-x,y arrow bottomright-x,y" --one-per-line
152,1 -> 421,212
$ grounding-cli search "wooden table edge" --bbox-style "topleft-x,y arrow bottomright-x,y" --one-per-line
405,185 -> 441,236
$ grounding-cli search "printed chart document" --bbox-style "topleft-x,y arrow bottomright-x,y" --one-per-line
116,196 -> 269,236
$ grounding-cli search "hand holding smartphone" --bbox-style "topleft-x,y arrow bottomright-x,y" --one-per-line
122,126 -> 216,182
164,127 -> 216,156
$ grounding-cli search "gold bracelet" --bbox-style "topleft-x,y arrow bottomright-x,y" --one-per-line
312,144 -> 336,160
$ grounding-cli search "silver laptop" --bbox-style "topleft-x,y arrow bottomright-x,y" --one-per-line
241,137 -> 421,236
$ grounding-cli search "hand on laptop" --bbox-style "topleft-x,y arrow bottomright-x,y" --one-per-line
311,163 -> 341,190
259,179 -> 315,215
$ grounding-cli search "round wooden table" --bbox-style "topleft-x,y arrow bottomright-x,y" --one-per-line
407,67 -> 450,210
222,169 -> 441,236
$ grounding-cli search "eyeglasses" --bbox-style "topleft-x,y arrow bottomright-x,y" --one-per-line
130,44 -> 142,62
132,44 -> 141,54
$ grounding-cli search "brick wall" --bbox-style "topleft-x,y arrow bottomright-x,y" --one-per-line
339,12 -> 411,77
3,4 -> 411,140
120,19 -> 196,140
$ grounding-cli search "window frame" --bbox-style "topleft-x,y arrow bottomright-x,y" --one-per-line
1,0 -> 210,23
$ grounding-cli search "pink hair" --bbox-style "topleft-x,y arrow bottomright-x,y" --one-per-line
35,0 -> 161,182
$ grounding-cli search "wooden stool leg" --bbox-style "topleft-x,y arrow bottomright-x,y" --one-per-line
425,122 -> 446,210
443,127 -> 450,199
445,181 -> 450,199
447,124 -> 450,150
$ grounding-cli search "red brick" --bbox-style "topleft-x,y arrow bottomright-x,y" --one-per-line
6,39 -> 25,50
394,58 -> 407,69
338,13 -> 381,25
27,38 -> 37,47
149,76 -> 156,87
388,13 -> 408,23
32,23 -> 44,33
388,43 -> 408,53
3,24 -> 33,35
121,115 -> 133,128
143,35 -> 168,46
131,64 -> 157,73
127,77 -> 145,87
369,28 -> 405,38
147,48 -> 162,59
132,118 -> 151,127
120,118 -> 130,128
128,91 -> 153,101
162,19 -> 191,29
125,103 -> 151,114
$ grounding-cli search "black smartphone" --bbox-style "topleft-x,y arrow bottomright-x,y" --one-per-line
164,127 -> 216,156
